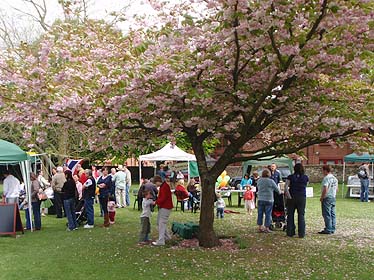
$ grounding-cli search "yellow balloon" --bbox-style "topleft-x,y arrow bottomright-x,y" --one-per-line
219,180 -> 227,188
221,170 -> 227,178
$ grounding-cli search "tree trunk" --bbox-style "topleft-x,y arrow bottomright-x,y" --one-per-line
198,173 -> 221,247
189,133 -> 225,248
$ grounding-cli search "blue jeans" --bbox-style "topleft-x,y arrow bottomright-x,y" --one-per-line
31,201 -> 41,230
360,179 -> 369,202
322,197 -> 336,233
126,184 -> 131,206
84,197 -> 94,226
216,208 -> 224,218
64,198 -> 77,230
286,196 -> 306,237
25,208 -> 31,229
257,200 -> 273,227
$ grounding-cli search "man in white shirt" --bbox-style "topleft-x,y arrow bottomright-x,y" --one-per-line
124,165 -> 132,207
2,170 -> 21,204
112,165 -> 127,208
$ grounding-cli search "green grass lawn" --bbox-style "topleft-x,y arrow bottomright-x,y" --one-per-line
0,184 -> 373,279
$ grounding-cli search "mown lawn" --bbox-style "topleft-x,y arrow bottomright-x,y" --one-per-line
0,184 -> 373,280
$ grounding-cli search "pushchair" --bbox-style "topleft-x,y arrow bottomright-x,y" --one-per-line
190,192 -> 200,213
270,191 -> 287,231
74,199 -> 87,226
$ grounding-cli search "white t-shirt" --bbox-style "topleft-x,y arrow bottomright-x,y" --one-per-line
321,173 -> 338,198
3,175 -> 21,198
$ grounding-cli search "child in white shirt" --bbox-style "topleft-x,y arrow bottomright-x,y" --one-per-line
139,190 -> 156,245
216,193 -> 225,219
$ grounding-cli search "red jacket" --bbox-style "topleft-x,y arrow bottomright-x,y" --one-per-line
175,185 -> 189,200
156,182 -> 173,209
244,190 -> 254,200
79,172 -> 88,184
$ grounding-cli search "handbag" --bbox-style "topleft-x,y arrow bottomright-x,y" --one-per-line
38,192 -> 48,201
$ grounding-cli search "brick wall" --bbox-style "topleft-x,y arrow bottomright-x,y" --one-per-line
304,165 -> 360,183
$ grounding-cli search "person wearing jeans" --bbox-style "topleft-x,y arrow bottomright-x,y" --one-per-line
321,197 -> 336,233
152,176 -> 173,246
319,165 -> 338,234
285,163 -> 309,238
360,178 -> 370,202
62,170 -> 78,231
256,169 -> 281,233
257,200 -> 273,229
64,198 -> 77,231
30,173 -> 42,230
358,163 -> 370,202
97,167 -> 112,227
83,170 -> 96,229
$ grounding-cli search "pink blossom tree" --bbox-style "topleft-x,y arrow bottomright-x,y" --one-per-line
0,0 -> 373,247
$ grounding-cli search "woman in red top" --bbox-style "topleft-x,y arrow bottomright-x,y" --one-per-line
152,176 -> 173,246
175,180 -> 189,200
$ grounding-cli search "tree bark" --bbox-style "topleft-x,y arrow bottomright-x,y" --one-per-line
190,136 -> 222,247
198,173 -> 221,248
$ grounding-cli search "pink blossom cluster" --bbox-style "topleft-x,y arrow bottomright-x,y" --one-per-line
0,0 -> 372,161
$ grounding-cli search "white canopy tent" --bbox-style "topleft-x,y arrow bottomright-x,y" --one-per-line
138,143 -> 196,181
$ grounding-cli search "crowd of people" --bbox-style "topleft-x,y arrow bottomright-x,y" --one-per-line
1,163 -> 132,232
214,163 -> 340,238
2,160 -> 371,243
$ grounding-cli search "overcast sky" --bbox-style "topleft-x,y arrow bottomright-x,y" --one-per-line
0,0 -> 157,48
0,0 -> 154,21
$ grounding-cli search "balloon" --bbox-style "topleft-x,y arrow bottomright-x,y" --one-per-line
215,182 -> 219,188
224,175 -> 230,182
219,180 -> 227,187
221,171 -> 227,178
217,176 -> 222,183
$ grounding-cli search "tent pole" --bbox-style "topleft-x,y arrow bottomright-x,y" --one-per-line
49,154 -> 52,177
187,161 -> 190,182
21,160 -> 33,232
139,160 -> 142,185
342,161 -> 345,198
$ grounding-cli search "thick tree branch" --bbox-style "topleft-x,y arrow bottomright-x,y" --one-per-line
268,27 -> 284,69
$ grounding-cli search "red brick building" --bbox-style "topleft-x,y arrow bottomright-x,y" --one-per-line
301,143 -> 352,165
213,140 -> 352,165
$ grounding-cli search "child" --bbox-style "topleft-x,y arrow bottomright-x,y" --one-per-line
216,193 -> 225,219
20,197 -> 31,230
244,185 -> 255,216
139,190 -> 156,245
107,196 -> 116,225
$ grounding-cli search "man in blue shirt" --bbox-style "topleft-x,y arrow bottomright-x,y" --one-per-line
270,163 -> 281,185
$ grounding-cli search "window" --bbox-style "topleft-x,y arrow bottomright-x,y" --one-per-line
319,159 -> 343,165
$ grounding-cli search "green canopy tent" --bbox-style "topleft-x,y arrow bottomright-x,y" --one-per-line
343,153 -> 374,163
0,139 -> 33,230
188,156 -> 216,178
342,153 -> 374,198
242,156 -> 294,177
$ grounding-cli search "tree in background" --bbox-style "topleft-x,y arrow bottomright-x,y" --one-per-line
0,0 -> 373,247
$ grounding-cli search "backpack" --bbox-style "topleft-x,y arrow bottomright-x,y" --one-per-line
358,168 -> 367,179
